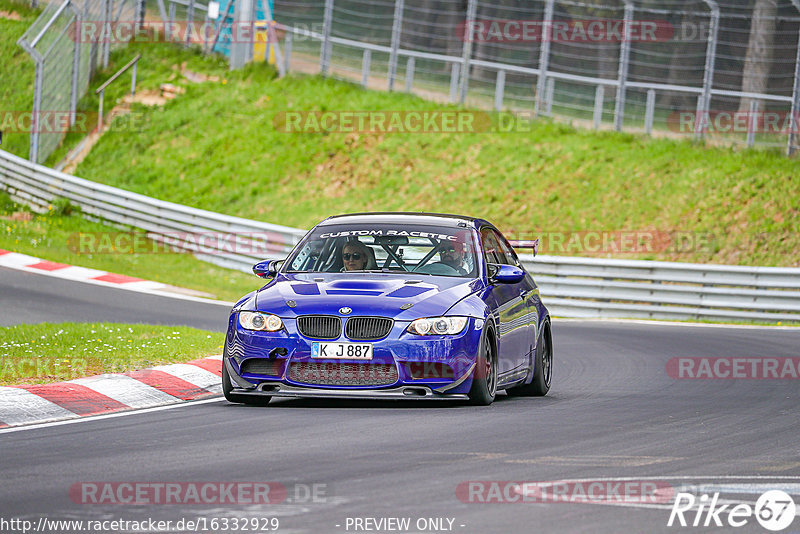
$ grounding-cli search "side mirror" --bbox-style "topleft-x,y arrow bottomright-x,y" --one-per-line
253,259 -> 284,278
490,264 -> 525,284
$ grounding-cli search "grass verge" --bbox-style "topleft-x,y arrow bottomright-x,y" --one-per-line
0,321 -> 223,385
0,0 -> 40,160
0,191 -> 262,302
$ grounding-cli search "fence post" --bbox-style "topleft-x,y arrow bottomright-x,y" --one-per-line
387,0 -> 405,91
30,60 -> 43,163
494,69 -> 505,111
284,31 -> 293,74
102,0 -> 112,68
535,0 -> 554,115
788,28 -> 800,156
320,0 -> 334,76
449,62 -> 460,103
70,9 -> 81,128
361,49 -> 371,87
544,77 -> 554,116
404,57 -> 415,92
593,85 -> 604,129
746,99 -> 758,148
644,88 -> 655,135
185,0 -> 195,45
458,0 -> 477,103
230,0 -> 254,69
695,0 -> 719,140
613,0 -> 633,131
135,0 -> 145,30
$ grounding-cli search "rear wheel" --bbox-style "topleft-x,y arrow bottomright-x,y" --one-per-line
468,329 -> 497,405
222,358 -> 272,406
507,322 -> 552,397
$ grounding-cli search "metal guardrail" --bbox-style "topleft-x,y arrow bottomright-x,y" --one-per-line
1,147 -> 799,323
0,149 -> 305,272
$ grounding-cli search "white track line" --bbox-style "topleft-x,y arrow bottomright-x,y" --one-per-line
0,397 -> 226,434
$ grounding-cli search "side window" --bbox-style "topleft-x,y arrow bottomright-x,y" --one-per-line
480,228 -> 501,265
493,230 -> 520,266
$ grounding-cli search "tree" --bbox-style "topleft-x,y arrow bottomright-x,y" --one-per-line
738,0 -> 778,112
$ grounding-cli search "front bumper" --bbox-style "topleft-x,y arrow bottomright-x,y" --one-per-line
225,315 -> 482,398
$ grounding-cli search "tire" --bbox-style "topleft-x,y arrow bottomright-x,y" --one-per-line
222,358 -> 272,406
506,321 -> 552,397
468,328 -> 497,406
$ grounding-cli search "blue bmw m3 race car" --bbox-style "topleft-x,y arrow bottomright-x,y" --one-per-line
223,212 -> 552,405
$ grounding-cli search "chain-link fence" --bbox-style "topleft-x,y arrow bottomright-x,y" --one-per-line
18,0 -> 141,164
263,0 -> 800,154
17,0 -> 800,159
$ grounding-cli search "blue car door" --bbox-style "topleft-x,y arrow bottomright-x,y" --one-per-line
480,228 -> 530,381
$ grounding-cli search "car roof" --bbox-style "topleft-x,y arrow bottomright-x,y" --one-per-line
319,212 -> 491,229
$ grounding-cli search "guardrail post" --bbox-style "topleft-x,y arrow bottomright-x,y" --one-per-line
361,49 -> 371,87
593,85 -> 604,129
449,62 -> 460,103
404,56 -> 415,92
644,88 -> 655,135
387,0 -> 405,91
494,69 -> 505,111
320,0 -> 334,76
458,0 -> 477,103
613,0 -> 633,131
695,0 -> 719,140
788,28 -> 800,156
746,99 -> 758,147
535,0 -> 554,116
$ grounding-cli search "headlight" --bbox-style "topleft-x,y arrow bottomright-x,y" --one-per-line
239,311 -> 283,331
407,316 -> 468,336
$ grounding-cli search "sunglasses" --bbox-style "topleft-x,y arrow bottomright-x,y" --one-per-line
442,247 -> 459,253
343,253 -> 363,260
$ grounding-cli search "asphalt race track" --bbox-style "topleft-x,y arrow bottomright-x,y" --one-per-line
1,269 -> 799,533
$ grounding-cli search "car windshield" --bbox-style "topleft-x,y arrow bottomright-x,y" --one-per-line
285,223 -> 478,277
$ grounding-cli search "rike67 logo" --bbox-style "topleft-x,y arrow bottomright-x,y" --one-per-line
668,490 -> 796,531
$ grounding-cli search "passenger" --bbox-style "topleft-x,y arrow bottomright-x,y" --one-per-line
342,241 -> 370,271
439,241 -> 468,275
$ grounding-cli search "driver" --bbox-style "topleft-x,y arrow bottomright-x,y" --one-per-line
439,241 -> 468,275
342,240 -> 370,271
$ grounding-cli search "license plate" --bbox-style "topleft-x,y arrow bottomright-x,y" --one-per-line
311,342 -> 373,360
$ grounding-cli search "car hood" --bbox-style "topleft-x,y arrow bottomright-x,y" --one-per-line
255,273 -> 483,320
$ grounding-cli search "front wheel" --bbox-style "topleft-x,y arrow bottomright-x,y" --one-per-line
507,322 -> 552,397
468,329 -> 497,405
222,359 -> 272,406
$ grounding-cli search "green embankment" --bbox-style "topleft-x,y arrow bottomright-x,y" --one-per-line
0,322 -> 223,385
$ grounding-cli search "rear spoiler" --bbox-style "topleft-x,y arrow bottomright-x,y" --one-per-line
508,238 -> 539,257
